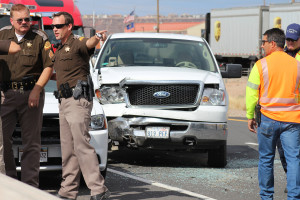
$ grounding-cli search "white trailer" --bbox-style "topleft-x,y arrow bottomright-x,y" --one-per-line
269,2 -> 300,32
209,6 -> 269,74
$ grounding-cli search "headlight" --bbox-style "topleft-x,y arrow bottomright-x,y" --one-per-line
201,88 -> 225,106
97,85 -> 126,104
91,114 -> 107,130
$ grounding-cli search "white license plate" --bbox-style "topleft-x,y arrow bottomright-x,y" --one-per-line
19,147 -> 48,162
145,127 -> 170,139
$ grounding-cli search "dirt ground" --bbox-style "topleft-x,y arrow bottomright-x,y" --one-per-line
223,76 -> 248,118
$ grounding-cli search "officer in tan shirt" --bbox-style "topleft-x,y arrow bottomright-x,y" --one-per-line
51,12 -> 109,200
0,4 -> 53,187
0,40 -> 21,174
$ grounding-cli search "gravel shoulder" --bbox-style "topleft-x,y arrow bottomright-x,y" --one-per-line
224,77 -> 248,118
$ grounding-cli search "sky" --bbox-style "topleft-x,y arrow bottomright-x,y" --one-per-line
75,0 -> 298,16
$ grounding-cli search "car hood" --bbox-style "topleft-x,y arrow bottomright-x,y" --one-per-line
98,67 -> 222,85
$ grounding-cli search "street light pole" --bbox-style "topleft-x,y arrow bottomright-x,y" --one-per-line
157,0 -> 159,33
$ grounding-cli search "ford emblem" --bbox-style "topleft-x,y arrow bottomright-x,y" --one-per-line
153,91 -> 170,98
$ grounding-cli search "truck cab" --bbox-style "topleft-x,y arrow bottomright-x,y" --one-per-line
0,3 -> 43,30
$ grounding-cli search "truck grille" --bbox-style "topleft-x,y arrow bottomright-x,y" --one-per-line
127,84 -> 199,106
13,114 -> 60,144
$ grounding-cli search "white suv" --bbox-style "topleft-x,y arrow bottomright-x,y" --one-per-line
90,33 -> 241,168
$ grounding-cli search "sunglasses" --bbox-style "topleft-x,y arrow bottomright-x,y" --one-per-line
261,40 -> 269,45
16,18 -> 30,23
51,23 -> 68,29
286,38 -> 297,42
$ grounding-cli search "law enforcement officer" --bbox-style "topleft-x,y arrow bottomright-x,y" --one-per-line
275,23 -> 300,193
51,12 -> 109,200
0,4 -> 53,187
0,40 -> 21,174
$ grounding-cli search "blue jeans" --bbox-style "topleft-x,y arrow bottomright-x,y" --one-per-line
257,114 -> 300,200
276,138 -> 287,173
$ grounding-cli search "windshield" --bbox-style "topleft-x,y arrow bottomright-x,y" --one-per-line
0,15 -> 11,28
44,26 -> 84,44
97,37 -> 217,72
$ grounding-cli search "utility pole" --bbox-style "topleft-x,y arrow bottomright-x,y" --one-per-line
157,0 -> 159,33
92,0 -> 95,28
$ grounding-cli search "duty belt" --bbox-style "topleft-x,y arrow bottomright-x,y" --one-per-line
3,79 -> 37,91
54,88 -> 74,99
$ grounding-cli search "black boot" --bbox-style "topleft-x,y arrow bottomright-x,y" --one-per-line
90,190 -> 111,200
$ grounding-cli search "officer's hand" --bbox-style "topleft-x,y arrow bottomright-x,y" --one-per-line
8,41 -> 21,54
96,30 -> 107,42
248,118 -> 257,134
28,85 -> 42,108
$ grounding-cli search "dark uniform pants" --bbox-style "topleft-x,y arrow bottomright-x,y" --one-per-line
1,89 -> 44,187
0,92 -> 4,174
0,117 -> 5,174
58,97 -> 106,199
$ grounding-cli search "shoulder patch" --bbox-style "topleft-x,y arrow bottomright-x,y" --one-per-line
0,25 -> 12,32
44,41 -> 51,51
32,29 -> 48,41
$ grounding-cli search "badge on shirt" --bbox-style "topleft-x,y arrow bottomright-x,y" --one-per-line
27,42 -> 32,48
65,46 -> 70,52
44,41 -> 51,51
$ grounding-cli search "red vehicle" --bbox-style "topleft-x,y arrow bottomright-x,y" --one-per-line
1,0 -> 84,44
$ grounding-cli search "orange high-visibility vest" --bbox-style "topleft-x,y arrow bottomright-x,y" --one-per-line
256,51 -> 300,123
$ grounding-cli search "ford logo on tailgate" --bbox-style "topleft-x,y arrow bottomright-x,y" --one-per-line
153,91 -> 170,98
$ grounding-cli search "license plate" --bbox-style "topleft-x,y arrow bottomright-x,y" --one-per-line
19,147 -> 48,162
145,127 -> 170,139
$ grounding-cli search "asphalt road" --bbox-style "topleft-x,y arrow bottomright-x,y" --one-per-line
40,118 -> 288,200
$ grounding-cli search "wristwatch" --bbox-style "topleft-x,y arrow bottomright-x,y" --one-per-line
95,32 -> 102,39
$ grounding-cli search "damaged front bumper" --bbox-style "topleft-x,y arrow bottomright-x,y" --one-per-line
108,117 -> 227,150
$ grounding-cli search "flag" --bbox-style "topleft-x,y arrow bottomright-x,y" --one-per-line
123,10 -> 135,24
126,22 -> 134,30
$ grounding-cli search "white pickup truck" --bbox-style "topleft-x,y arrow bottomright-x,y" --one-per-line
90,33 -> 241,167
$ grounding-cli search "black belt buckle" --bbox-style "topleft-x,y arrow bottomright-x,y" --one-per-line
11,82 -> 18,90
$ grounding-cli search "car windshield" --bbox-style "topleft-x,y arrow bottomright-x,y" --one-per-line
97,37 -> 217,72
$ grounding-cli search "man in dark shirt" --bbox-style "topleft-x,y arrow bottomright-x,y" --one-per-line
51,11 -> 109,200
0,40 -> 21,174
0,4 -> 53,187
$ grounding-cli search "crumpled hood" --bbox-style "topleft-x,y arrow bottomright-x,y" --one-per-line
98,67 -> 222,85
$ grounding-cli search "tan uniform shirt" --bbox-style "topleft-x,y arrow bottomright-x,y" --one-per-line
53,34 -> 94,88
0,40 -> 10,55
0,26 -> 53,82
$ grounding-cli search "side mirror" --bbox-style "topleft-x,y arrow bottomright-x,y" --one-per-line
221,64 -> 242,78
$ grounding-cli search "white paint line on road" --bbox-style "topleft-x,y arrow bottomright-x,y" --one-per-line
245,142 -> 258,146
108,168 -> 217,200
